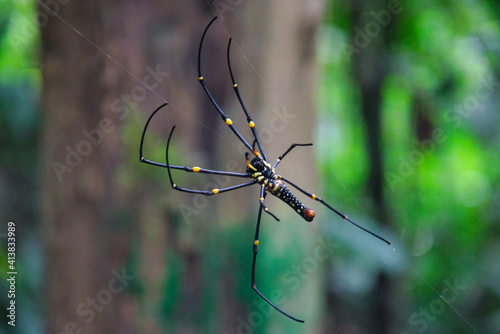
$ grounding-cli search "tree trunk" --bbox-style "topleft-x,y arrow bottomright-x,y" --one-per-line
40,1 -> 121,333
351,0 -> 393,333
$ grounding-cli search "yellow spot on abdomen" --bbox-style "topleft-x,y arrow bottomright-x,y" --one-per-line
226,118 -> 233,125
249,121 -> 255,128
212,189 -> 219,194
192,166 -> 201,172
272,181 -> 281,191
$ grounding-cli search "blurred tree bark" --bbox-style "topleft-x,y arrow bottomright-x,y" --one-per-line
40,1 -> 121,333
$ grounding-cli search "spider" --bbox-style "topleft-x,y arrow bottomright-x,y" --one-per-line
139,16 -> 390,323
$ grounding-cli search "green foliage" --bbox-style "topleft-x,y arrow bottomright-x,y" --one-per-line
319,0 -> 500,332
0,1 -> 41,333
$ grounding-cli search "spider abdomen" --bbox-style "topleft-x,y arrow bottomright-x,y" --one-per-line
268,180 -> 315,222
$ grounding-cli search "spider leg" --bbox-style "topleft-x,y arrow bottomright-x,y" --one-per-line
227,38 -> 268,161
164,126 -> 256,195
273,143 -> 313,169
169,178 -> 256,196
139,104 -> 250,178
280,176 -> 391,245
259,185 -> 280,221
198,17 -> 255,155
251,191 -> 305,323
139,102 -> 167,164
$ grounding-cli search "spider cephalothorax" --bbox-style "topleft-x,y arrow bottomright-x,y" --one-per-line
139,16 -> 390,323
246,156 -> 273,178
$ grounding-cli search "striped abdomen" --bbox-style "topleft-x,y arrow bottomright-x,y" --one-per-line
267,180 -> 315,222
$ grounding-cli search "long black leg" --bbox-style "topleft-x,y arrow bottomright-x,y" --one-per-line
139,104 -> 250,178
280,176 -> 391,245
139,102 -> 167,163
251,191 -> 305,323
259,185 -> 280,221
169,178 -> 256,195
273,143 -> 313,169
227,38 -> 268,162
198,17 -> 255,154
165,125 -> 257,195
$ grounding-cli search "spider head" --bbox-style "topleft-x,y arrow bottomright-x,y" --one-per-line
247,157 -> 273,178
249,157 -> 266,171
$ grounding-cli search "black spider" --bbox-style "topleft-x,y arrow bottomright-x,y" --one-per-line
139,16 -> 390,323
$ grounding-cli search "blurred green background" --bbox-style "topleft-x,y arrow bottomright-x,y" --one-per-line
0,0 -> 499,333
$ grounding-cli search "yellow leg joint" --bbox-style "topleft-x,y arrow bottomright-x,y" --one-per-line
249,121 -> 255,128
225,118 -> 233,125
233,83 -> 238,88
212,189 -> 219,194
260,197 -> 264,202
312,194 -> 317,199
254,240 -> 259,246
198,76 -> 203,81
192,166 -> 201,172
